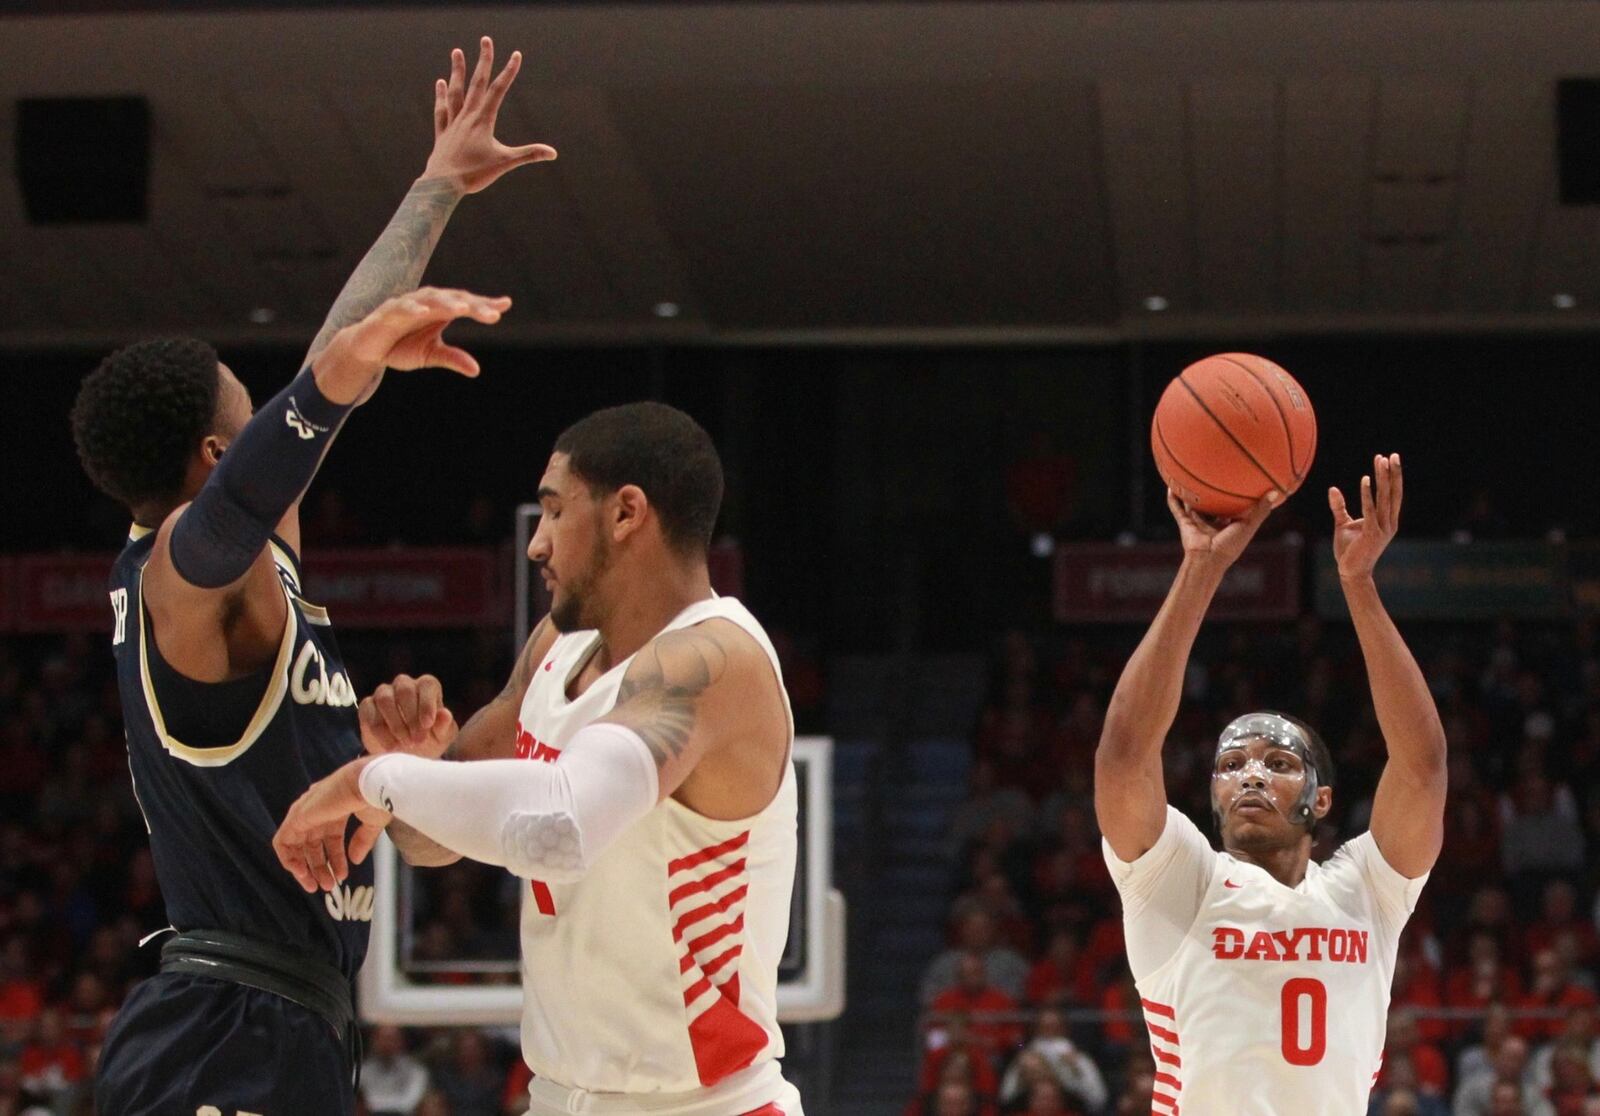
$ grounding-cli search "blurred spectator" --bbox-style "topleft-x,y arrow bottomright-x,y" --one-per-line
1025,932 -> 1097,1008
1110,1053 -> 1155,1116
17,1008 -> 84,1106
1501,772 -> 1585,882
929,955 -> 1023,1057
1378,1008 -> 1449,1096
1460,1004 -> 1518,1088
1456,1035 -> 1550,1116
998,1008 -> 1107,1114
1531,1008 -> 1600,1096
0,940 -> 41,1025
0,1058 -> 51,1116
363,1025 -> 430,1116
914,1034 -> 999,1116
433,1029 -> 500,1116
1520,950 -> 1600,1042
948,761 -> 1035,862
1528,881 -> 1600,969
975,676 -> 1049,794
922,909 -> 1030,1004
1391,951 -> 1448,1044
1544,1037 -> 1600,1115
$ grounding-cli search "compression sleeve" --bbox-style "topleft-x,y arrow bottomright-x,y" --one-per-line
168,367 -> 354,588
358,722 -> 661,883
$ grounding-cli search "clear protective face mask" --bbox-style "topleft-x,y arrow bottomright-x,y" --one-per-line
1211,712 -> 1322,827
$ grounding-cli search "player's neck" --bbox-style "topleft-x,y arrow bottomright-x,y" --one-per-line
1226,838 -> 1313,888
593,559 -> 715,669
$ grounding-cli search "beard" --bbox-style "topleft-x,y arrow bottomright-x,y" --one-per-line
547,527 -> 610,633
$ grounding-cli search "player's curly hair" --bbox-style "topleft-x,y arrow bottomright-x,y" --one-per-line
70,337 -> 221,510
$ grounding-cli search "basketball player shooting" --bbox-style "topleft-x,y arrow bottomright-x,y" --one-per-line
274,403 -> 806,1116
1095,454 -> 1446,1115
71,39 -> 550,1116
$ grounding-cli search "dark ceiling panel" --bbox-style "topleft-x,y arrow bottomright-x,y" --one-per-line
606,83 -> 1117,330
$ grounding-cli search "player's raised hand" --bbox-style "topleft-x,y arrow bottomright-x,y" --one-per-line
1168,487 -> 1279,569
314,286 -> 510,399
425,37 -> 556,194
360,673 -> 458,759
273,757 -> 389,894
1330,452 -> 1403,580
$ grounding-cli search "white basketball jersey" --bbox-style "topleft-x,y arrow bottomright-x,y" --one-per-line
1105,807 -> 1427,1116
512,596 -> 799,1110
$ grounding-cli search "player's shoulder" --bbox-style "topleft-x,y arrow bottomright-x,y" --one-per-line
644,616 -> 769,683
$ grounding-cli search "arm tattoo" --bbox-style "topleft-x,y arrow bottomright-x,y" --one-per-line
443,616 -> 550,762
302,176 -> 463,362
606,628 -> 729,770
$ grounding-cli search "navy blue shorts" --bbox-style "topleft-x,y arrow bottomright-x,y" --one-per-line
96,972 -> 355,1116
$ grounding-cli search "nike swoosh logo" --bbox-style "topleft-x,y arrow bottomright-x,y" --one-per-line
1224,879 -> 1243,889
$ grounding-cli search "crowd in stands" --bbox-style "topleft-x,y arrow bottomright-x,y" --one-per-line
913,614 -> 1600,1116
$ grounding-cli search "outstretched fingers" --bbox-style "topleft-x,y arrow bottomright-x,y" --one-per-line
446,47 -> 467,119
465,36 -> 494,109
433,79 -> 449,139
1329,485 -> 1354,527
483,48 -> 523,117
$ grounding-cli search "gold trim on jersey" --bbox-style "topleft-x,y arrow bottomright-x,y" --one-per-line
135,574 -> 297,768
269,540 -> 330,626
127,522 -> 155,542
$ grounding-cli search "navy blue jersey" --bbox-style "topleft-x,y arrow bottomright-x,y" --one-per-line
108,525 -> 373,979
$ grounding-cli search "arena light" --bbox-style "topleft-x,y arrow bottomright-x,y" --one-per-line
1142,295 -> 1169,312
1553,293 -> 1577,310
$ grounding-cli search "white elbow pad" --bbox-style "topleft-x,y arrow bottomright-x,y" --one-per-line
361,723 -> 660,883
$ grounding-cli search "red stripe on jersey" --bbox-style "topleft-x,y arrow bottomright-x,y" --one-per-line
1141,998 -> 1176,1019
739,1106 -> 785,1116
530,881 -> 556,916
687,976 -> 766,1086
686,914 -> 746,957
1152,1091 -> 1178,1109
1147,1022 -> 1179,1045
702,943 -> 743,979
669,831 -> 751,875
1153,1047 -> 1182,1068
684,974 -> 712,1006
668,860 -> 748,907
1154,1071 -> 1181,1090
672,885 -> 750,942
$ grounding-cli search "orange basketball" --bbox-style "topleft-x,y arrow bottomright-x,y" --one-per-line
1151,353 -> 1317,519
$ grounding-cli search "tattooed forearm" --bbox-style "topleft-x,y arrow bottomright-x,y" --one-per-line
606,629 -> 729,769
302,176 -> 464,363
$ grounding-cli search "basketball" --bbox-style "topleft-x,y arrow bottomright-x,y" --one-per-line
1150,353 -> 1317,519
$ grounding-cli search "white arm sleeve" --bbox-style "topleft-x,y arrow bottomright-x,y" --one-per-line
1102,806 -> 1218,980
359,722 -> 660,883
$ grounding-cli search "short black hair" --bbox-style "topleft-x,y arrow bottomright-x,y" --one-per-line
1278,710 -> 1336,791
554,402 -> 723,555
71,337 -> 221,510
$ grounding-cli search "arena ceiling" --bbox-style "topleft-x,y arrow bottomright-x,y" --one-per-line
0,1 -> 1596,347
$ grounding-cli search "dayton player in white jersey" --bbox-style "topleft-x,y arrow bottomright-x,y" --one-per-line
1095,453 -> 1446,1115
274,402 -> 804,1116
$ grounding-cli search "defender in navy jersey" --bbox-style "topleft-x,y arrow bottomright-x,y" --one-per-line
69,38 -> 553,1116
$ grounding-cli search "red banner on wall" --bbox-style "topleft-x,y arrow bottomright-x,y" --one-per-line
0,548 -> 508,632
1053,539 -> 1302,623
9,553 -> 116,633
299,549 -> 505,628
